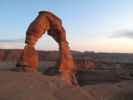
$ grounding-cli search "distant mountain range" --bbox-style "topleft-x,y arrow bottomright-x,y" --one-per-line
0,49 -> 133,64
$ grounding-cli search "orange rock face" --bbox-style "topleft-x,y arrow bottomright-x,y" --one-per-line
16,11 -> 77,86
16,45 -> 39,72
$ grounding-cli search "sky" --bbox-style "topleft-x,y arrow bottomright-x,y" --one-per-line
0,0 -> 133,53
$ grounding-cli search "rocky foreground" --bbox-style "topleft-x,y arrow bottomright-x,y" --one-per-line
0,70 -> 133,100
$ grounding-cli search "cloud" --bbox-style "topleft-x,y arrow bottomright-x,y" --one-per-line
110,30 -> 133,39
0,38 -> 24,43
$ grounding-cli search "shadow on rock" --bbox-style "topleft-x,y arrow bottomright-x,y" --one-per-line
77,70 -> 122,86
109,90 -> 133,100
43,67 -> 59,76
43,69 -> 124,87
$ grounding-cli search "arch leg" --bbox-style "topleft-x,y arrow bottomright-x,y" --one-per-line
48,31 -> 78,86
59,41 -> 78,86
16,36 -> 39,72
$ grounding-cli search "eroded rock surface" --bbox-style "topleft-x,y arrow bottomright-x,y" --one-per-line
0,71 -> 133,100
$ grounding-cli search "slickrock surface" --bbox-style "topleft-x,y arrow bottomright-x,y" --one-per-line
0,71 -> 133,100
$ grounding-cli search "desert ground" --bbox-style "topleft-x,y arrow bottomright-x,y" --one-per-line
0,49 -> 133,100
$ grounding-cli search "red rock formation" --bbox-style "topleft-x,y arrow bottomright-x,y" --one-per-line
0,49 -> 5,61
75,59 -> 96,71
16,11 -> 77,86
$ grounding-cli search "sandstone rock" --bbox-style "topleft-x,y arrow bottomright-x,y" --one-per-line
16,11 -> 77,86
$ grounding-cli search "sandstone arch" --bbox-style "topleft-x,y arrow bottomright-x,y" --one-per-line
16,11 -> 78,86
